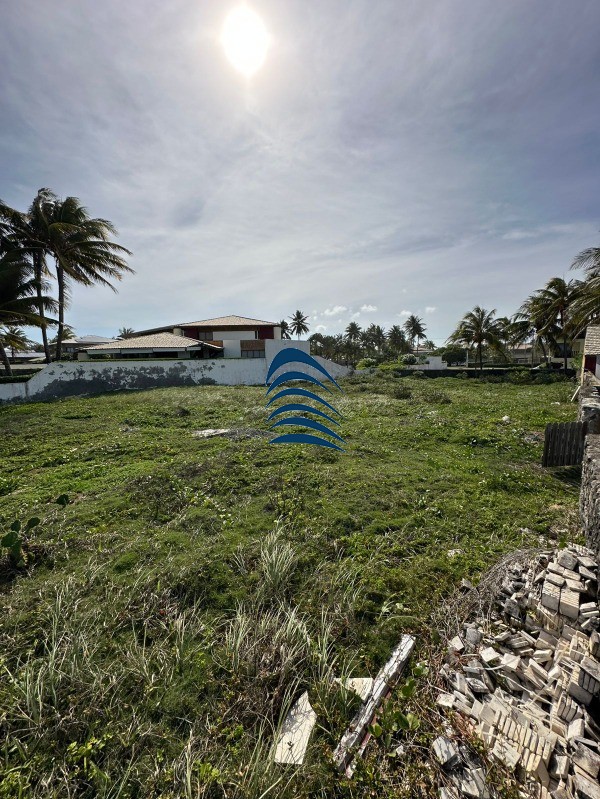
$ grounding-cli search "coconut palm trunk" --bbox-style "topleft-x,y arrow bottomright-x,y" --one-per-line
33,252 -> 51,362
55,262 -> 66,360
0,339 -> 12,376
478,343 -> 483,371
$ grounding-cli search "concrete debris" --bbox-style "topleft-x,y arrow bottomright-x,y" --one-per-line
437,545 -> 600,799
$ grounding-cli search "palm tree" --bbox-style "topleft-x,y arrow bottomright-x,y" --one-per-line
422,338 -> 436,351
289,310 -> 309,339
309,332 -> 324,355
570,244 -> 600,333
279,319 -> 292,340
118,327 -> 135,339
0,248 -> 56,375
0,189 -> 56,363
50,326 -> 75,343
344,321 -> 361,342
0,190 -> 133,361
1,326 -> 35,359
522,278 -> 580,373
448,307 -> 501,371
403,314 -> 426,353
387,325 -> 409,358
371,324 -> 386,355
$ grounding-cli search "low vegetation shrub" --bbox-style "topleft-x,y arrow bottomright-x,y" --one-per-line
423,389 -> 451,404
356,357 -> 377,369
393,385 -> 412,400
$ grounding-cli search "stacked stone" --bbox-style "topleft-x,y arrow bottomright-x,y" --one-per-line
436,545 -> 600,799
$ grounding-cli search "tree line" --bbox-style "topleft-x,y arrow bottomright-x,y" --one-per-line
279,311 -> 433,364
449,246 -> 600,371
0,188 -> 132,375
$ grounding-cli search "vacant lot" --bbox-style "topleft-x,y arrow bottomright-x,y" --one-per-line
0,375 -> 580,798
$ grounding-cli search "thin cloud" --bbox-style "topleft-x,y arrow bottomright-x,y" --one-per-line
360,304 -> 377,312
425,306 -> 437,313
323,305 -> 348,316
399,310 -> 412,316
0,2 -> 598,342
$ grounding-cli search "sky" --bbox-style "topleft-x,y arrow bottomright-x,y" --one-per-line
1,0 -> 599,345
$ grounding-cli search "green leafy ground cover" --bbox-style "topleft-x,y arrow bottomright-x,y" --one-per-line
0,375 -> 580,798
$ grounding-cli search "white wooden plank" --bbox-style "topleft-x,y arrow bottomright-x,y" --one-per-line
333,634 -> 415,774
273,691 -> 317,765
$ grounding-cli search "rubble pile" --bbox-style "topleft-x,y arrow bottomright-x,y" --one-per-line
436,545 -> 600,799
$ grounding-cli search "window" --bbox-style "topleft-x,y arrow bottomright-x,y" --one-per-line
241,349 -> 265,358
196,330 -> 213,340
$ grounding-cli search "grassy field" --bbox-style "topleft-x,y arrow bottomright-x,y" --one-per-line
0,373 -> 580,798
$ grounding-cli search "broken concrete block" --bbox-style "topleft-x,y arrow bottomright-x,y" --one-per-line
449,635 -> 465,653
557,550 -> 578,571
559,589 -> 580,621
542,581 -> 561,612
550,753 -> 569,779
547,572 -> 566,588
573,771 -> 600,799
573,742 -> 600,780
480,646 -> 501,665
568,718 -> 586,741
436,692 -> 456,709
466,678 -> 489,695
432,736 -> 460,769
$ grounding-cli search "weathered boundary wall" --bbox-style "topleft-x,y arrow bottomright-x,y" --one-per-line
581,435 -> 600,561
579,375 -> 600,560
0,354 -> 351,405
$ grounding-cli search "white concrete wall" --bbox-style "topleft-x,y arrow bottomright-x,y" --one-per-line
265,339 -> 351,383
0,346 -> 351,404
222,340 -> 242,358
213,330 -> 255,341
408,355 -> 447,370
0,380 -> 28,403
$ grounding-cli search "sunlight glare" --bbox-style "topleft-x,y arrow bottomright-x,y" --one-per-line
221,6 -> 270,77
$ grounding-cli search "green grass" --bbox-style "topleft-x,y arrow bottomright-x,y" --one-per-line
0,375 -> 580,798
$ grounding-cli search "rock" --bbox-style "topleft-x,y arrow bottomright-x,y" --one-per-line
192,428 -> 231,438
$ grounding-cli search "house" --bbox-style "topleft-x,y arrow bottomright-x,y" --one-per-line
53,335 -> 116,357
583,325 -> 600,379
78,332 -> 222,361
131,315 -> 282,359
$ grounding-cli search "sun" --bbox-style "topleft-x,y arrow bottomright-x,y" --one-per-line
221,5 -> 270,77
